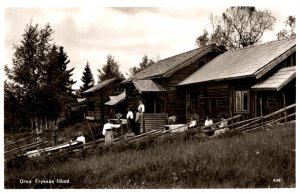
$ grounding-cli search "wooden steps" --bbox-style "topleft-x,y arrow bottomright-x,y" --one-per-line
144,113 -> 168,131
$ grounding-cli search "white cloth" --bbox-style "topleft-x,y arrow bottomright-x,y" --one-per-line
102,123 -> 121,135
204,119 -> 213,126
126,111 -> 134,119
138,104 -> 145,113
76,135 -> 86,144
218,120 -> 228,128
189,120 -> 197,128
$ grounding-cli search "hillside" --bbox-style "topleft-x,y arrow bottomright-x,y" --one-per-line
5,122 -> 295,188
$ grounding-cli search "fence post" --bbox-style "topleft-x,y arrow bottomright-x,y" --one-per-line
54,126 -> 57,146
283,93 -> 287,123
87,121 -> 96,148
259,98 -> 263,126
14,136 -> 22,157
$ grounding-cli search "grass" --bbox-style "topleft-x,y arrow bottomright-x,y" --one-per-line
4,122 -> 295,188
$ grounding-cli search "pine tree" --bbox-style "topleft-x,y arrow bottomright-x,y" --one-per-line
80,62 -> 94,93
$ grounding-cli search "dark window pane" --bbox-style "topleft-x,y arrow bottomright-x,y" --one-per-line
242,91 -> 248,111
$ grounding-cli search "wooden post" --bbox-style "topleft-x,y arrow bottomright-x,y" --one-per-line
14,136 -> 22,157
68,133 -> 73,154
87,122 -> 96,148
283,93 -> 287,123
54,128 -> 57,146
30,117 -> 34,133
154,96 -> 157,114
254,92 -> 257,118
259,98 -> 263,125
45,117 -> 48,131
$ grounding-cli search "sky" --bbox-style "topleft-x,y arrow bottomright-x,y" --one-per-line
2,1 -> 298,90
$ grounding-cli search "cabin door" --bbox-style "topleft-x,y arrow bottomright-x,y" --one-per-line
202,98 -> 217,119
143,94 -> 165,113
256,92 -> 279,117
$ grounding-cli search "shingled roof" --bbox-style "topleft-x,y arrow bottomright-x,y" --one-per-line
83,77 -> 117,94
133,44 -> 225,79
251,66 -> 296,91
178,38 -> 296,86
105,91 -> 126,106
132,79 -> 166,93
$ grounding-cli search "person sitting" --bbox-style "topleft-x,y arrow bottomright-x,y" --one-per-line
75,132 -> 86,148
102,119 -> 121,143
168,115 -> 177,125
202,116 -> 215,136
214,115 -> 229,136
188,117 -> 198,128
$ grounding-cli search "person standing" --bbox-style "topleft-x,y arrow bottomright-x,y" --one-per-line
138,100 -> 145,133
102,119 -> 121,143
134,109 -> 142,135
126,108 -> 134,134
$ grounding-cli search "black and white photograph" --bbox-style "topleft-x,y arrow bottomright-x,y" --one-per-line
2,0 -> 297,190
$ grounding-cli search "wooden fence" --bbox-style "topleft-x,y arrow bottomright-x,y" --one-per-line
5,103 -> 296,161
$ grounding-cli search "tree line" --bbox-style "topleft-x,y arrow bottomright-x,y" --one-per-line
4,23 -> 156,133
4,6 -> 295,133
196,6 -> 295,49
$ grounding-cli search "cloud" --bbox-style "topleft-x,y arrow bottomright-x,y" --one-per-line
111,7 -> 159,14
4,6 -> 295,89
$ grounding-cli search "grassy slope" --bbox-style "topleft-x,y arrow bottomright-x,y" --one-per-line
5,122 -> 295,188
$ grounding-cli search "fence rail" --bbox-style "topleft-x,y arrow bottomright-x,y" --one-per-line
5,103 -> 296,161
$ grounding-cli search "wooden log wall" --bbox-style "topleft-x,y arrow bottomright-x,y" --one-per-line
86,80 -> 122,122
167,53 -> 219,124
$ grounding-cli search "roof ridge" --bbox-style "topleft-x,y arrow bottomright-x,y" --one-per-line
157,46 -> 205,63
226,37 -> 296,53
134,44 -> 215,78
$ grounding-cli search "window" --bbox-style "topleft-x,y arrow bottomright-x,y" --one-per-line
267,95 -> 277,108
190,94 -> 199,113
235,90 -> 249,112
114,87 -> 123,94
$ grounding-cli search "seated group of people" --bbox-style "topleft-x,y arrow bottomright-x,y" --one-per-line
203,115 -> 229,136
168,116 -> 198,129
168,114 -> 229,136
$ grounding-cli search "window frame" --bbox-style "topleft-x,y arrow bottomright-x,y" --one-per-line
234,89 -> 250,113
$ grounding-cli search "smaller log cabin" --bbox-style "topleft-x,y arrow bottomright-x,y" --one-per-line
82,77 -> 124,122
178,38 -> 296,124
122,44 -> 226,124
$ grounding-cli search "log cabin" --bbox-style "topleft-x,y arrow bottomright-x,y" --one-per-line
121,44 -> 226,127
81,77 -> 124,122
178,38 -> 296,124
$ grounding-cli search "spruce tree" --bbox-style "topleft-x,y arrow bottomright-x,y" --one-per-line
80,62 -> 94,93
